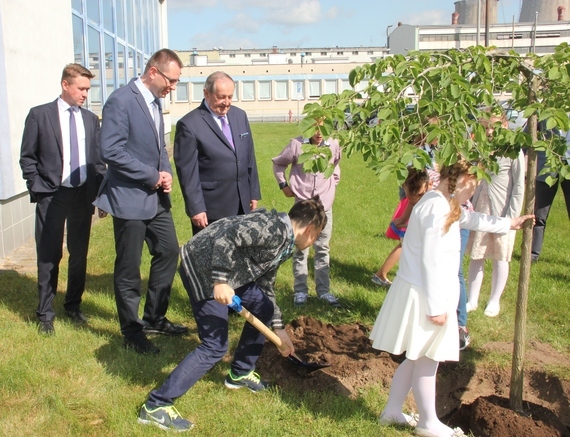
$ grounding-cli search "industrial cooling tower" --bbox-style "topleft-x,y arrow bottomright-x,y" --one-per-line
519,0 -> 570,22
454,0 -> 498,24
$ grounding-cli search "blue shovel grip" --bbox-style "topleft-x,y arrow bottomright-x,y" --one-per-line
228,295 -> 242,312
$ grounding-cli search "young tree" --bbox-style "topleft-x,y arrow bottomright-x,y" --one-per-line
301,44 -> 570,412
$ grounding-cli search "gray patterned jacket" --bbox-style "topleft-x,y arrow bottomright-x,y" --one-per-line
180,208 -> 294,329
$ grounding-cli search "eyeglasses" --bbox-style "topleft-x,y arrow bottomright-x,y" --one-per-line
155,68 -> 179,86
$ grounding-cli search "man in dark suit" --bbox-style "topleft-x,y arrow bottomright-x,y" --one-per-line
174,71 -> 261,235
20,63 -> 106,335
94,49 -> 187,354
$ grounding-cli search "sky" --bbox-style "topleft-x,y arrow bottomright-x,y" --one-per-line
167,0 -> 524,51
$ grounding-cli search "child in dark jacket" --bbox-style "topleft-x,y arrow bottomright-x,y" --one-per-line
138,197 -> 327,432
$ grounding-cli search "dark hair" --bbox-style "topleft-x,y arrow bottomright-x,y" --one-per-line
144,48 -> 183,73
403,167 -> 430,201
61,63 -> 94,82
288,196 -> 327,230
439,158 -> 474,233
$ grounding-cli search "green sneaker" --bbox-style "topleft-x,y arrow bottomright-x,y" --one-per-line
138,403 -> 193,432
224,370 -> 271,392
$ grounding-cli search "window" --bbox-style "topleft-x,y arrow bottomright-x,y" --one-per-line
127,0 -> 135,44
176,83 -> 189,102
87,0 -> 100,23
233,84 -> 239,101
87,26 -> 101,111
258,81 -> 271,100
244,53 -> 251,57
290,52 -> 296,56
73,0 -> 161,113
103,0 -> 113,29
104,33 -> 115,99
324,80 -> 337,94
128,48 -> 136,81
116,0 -> 125,39
275,81 -> 288,100
337,51 -> 343,55
305,52 -> 311,56
293,81 -> 305,99
321,52 -> 327,56
341,79 -> 351,91
367,51 -> 373,55
355,80 -> 369,97
117,43 -> 126,86
260,53 -> 267,57
192,83 -> 204,102
229,54 -> 236,58
308,80 -> 321,99
72,15 -> 85,64
242,81 -> 255,101
352,51 -> 358,55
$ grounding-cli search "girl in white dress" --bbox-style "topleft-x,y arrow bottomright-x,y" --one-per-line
370,159 -> 533,437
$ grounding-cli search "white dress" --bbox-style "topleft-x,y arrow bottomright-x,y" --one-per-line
370,190 -> 511,362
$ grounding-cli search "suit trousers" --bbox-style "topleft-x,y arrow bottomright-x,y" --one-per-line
293,208 -> 333,296
146,268 -> 274,407
112,199 -> 179,338
532,177 -> 570,259
35,185 -> 92,322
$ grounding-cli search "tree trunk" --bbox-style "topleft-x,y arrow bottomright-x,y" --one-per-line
509,85 -> 538,411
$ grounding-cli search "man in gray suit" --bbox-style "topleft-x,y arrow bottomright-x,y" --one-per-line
94,49 -> 186,354
20,63 -> 106,335
174,71 -> 261,235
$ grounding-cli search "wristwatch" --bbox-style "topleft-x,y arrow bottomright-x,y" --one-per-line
278,181 -> 288,190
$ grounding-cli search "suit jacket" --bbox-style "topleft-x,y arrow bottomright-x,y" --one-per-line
19,99 -> 105,206
174,101 -> 261,222
94,78 -> 172,220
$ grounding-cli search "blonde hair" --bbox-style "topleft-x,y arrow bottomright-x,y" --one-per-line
61,63 -> 93,83
438,158 -> 474,233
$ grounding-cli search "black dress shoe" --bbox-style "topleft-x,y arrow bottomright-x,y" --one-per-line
65,309 -> 88,323
39,320 -> 55,335
143,319 -> 188,336
123,334 -> 160,355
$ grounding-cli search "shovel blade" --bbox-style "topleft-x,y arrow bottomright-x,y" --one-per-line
288,354 -> 331,372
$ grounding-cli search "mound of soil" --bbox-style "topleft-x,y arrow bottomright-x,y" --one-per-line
255,316 -> 570,437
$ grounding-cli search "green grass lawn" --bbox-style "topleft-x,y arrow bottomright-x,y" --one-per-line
1,122 -> 569,436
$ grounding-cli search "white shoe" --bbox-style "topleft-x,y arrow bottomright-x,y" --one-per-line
378,412 -> 419,427
415,426 -> 465,437
465,302 -> 478,312
484,302 -> 500,317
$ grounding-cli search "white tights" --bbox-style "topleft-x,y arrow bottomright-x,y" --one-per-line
467,258 -> 510,308
382,357 -> 455,436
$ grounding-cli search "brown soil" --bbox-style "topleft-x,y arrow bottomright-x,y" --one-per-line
256,316 -> 570,437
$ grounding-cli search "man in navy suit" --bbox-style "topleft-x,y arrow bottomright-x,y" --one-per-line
20,63 -> 106,335
174,71 -> 261,235
94,49 -> 187,354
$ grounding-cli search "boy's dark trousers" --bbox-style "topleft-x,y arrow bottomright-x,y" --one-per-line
147,267 -> 274,407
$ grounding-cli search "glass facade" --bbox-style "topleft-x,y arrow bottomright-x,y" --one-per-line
71,0 -> 160,113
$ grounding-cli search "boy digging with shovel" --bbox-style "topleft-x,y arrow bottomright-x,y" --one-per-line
138,197 -> 327,432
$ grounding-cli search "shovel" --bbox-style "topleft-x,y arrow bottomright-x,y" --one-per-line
228,296 -> 330,372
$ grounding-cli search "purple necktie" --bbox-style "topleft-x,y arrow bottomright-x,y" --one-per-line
68,107 -> 80,187
219,116 -> 234,149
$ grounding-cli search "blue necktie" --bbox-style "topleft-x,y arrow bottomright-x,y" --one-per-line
219,116 -> 234,149
68,107 -> 80,187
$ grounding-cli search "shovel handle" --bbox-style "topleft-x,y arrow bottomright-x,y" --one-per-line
237,306 -> 290,354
